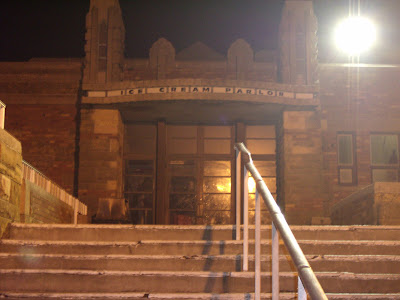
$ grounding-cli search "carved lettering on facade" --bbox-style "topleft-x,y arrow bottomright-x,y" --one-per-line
87,86 -> 317,99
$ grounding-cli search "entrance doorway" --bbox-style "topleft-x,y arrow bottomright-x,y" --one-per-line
123,123 -> 276,225
166,125 -> 234,224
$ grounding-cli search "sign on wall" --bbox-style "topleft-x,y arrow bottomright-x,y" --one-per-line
86,86 -> 317,100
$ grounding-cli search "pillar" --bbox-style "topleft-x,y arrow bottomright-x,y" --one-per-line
278,0 -> 318,85
78,108 -> 126,222
281,110 -> 327,224
83,0 -> 125,84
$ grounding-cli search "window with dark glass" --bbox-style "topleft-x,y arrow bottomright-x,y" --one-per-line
203,160 -> 232,224
370,134 -> 399,182
124,160 -> 154,224
337,133 -> 356,185
246,125 -> 276,224
124,124 -> 156,224
168,160 -> 197,225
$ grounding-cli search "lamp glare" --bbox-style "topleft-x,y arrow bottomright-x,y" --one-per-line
335,16 -> 376,55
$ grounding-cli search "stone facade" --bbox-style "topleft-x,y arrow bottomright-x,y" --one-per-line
282,110 -> 327,224
83,0 -> 125,84
0,129 -> 22,237
0,0 -> 400,224
78,109 -> 124,219
279,0 -> 318,85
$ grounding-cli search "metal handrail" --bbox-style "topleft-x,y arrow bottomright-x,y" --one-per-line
234,142 -> 327,300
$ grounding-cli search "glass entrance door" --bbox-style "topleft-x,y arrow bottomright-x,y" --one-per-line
123,123 -> 277,225
166,125 -> 234,225
123,124 -> 157,224
245,125 -> 277,224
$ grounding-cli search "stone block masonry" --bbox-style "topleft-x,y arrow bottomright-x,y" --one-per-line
282,110 -> 327,224
0,128 -> 22,237
78,109 -> 124,220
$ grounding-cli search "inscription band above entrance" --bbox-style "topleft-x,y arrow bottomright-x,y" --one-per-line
86,86 -> 317,100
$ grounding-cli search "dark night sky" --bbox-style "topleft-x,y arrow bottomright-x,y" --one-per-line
0,0 -> 399,62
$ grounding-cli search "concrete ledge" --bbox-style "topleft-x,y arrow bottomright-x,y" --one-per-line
0,129 -> 21,154
0,215 -> 11,238
0,128 -> 22,238
331,183 -> 400,225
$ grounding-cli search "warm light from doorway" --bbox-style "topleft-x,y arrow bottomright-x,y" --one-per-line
248,177 -> 256,193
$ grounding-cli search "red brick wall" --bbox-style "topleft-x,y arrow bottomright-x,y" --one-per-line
320,65 -> 400,208
5,104 -> 77,194
0,60 -> 82,194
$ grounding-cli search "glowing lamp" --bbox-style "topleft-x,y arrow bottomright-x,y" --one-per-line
335,16 -> 376,55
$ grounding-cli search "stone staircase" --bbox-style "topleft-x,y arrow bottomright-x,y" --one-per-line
1,224 -> 400,299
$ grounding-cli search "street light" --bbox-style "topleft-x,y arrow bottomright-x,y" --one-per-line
335,16 -> 376,56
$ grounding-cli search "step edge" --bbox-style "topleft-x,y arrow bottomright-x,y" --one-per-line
1,253 -> 400,261
10,223 -> 400,231
2,269 -> 400,278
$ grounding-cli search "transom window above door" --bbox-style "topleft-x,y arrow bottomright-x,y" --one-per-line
166,125 -> 232,155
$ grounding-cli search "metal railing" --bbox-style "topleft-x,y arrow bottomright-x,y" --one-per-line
22,160 -> 87,224
234,143 -> 327,300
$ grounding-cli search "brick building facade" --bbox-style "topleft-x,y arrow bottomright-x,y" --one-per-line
1,0 -> 400,225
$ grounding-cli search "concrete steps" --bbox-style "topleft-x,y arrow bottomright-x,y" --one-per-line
2,253 -> 399,273
3,292 -> 400,300
2,239 -> 400,255
1,223 -> 400,299
8,223 -> 400,241
1,269 -> 400,294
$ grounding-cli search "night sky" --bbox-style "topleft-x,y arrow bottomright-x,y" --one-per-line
0,0 -> 399,63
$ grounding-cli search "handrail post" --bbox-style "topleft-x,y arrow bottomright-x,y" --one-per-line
243,165 -> 249,271
255,189 -> 261,300
234,142 -> 327,300
235,148 -> 241,240
298,277 -> 306,300
272,222 -> 279,299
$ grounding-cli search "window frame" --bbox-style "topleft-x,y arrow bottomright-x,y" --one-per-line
370,133 -> 400,183
337,132 -> 357,185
